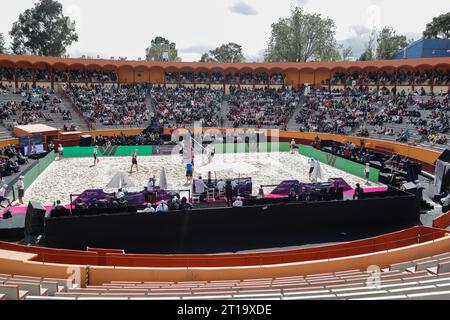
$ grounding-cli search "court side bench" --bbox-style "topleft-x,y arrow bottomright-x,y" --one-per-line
0,285 -> 29,300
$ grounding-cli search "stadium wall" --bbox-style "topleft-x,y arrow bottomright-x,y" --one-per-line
1,227 -> 449,284
43,193 -> 420,254
214,142 -> 291,153
62,146 -> 153,158
298,144 -> 380,182
0,54 -> 449,87
11,151 -> 55,200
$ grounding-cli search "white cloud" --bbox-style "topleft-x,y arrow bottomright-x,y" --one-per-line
230,1 -> 258,16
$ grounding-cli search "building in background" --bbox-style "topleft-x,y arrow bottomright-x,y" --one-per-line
393,38 -> 450,60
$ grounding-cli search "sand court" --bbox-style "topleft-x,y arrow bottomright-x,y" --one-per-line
24,152 -> 380,205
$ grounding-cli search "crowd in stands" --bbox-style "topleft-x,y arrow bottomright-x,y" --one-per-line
92,131 -> 162,146
326,70 -> 447,87
150,85 -> 224,127
0,68 -> 14,82
227,86 -> 301,128
0,86 -> 75,127
66,84 -> 150,127
164,72 -> 286,85
0,144 -> 27,179
296,92 -> 372,134
1,68 -> 118,83
296,85 -> 450,146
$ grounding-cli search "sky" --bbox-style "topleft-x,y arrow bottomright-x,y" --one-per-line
0,0 -> 449,61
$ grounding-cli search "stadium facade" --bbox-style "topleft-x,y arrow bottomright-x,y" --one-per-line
0,54 -> 449,91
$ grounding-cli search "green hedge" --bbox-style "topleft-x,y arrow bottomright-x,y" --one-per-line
298,145 -> 380,183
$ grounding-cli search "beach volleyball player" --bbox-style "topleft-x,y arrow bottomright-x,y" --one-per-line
130,150 -> 138,173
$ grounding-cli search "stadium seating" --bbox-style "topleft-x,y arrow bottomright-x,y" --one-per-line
1,256 -> 450,300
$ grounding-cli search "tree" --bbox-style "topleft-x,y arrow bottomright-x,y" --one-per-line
423,12 -> 450,39
376,27 -> 408,60
199,53 -> 215,62
359,29 -> 377,61
265,6 -> 337,62
9,0 -> 78,56
0,33 -> 6,54
145,37 -> 180,61
321,46 -> 341,62
340,45 -> 353,61
200,43 -> 245,63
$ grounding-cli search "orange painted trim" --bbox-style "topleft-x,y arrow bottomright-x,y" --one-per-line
433,211 -> 450,229
1,54 -> 449,73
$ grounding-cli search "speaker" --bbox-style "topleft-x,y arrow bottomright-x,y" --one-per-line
80,135 -> 92,147
2,210 -> 12,219
24,201 -> 47,236
402,182 -> 418,195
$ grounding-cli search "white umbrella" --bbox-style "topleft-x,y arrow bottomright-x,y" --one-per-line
311,162 -> 324,183
106,171 -> 135,189
159,167 -> 168,190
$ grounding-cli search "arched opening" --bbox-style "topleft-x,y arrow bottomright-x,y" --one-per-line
15,61 -> 33,82
52,63 -> 69,83
34,62 -> 52,83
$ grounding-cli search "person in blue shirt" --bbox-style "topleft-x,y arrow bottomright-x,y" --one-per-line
186,162 -> 193,184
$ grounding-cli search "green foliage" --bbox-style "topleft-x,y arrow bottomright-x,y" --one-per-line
423,12 -> 450,39
376,27 -> 408,60
0,33 -> 6,54
359,29 -> 377,61
265,6 -> 337,62
145,37 -> 180,61
200,43 -> 245,62
340,46 -> 353,61
9,0 -> 78,56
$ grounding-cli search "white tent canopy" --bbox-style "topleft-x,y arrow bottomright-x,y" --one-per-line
106,171 -> 135,189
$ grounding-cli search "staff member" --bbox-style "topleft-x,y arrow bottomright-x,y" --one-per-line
16,176 -> 25,205
57,144 -> 64,160
365,163 -> 370,184
0,184 -> 11,207
290,139 -> 296,154
93,146 -> 99,166
225,180 -> 233,207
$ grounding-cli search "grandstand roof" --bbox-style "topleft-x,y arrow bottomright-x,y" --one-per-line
0,54 -> 449,71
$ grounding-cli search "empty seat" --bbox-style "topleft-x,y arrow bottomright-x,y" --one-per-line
438,262 -> 450,274
4,281 -> 48,296
0,285 -> 29,300
390,261 -> 415,272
